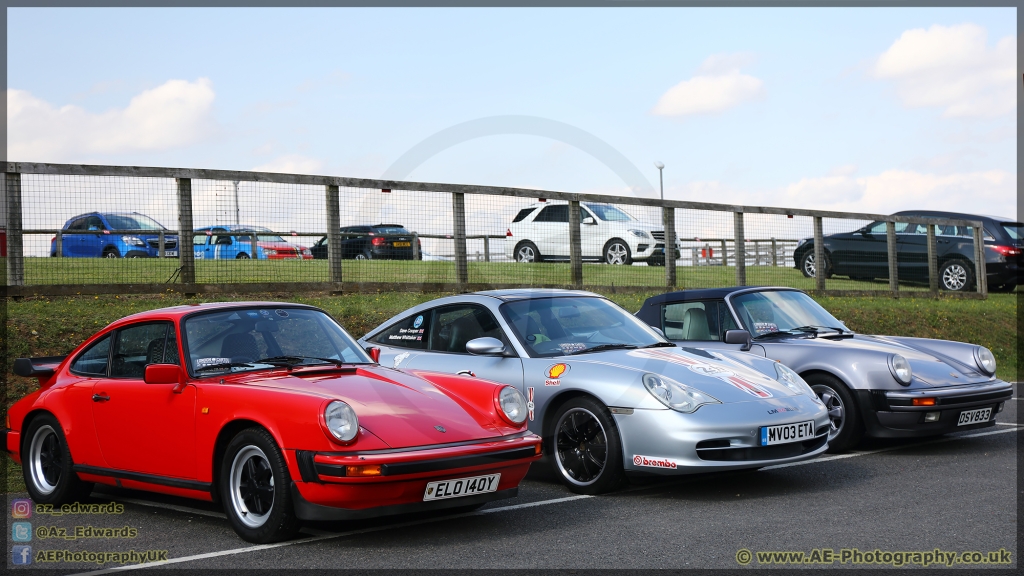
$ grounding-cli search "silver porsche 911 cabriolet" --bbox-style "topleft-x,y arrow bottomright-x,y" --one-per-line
359,289 -> 830,494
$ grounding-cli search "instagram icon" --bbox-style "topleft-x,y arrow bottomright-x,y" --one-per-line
11,499 -> 32,519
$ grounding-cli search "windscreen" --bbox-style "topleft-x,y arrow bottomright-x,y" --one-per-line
730,291 -> 847,336
183,307 -> 371,375
372,226 -> 410,235
499,297 -> 664,357
104,214 -> 166,231
245,227 -> 287,242
584,203 -> 633,222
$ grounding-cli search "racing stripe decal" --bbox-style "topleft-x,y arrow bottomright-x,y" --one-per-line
631,348 -> 774,398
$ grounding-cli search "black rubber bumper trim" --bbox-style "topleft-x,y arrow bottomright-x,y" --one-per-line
312,446 -> 538,478
72,465 -> 212,493
290,482 -> 517,521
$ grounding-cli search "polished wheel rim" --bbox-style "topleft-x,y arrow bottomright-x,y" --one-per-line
103,251 -> 118,259
803,254 -> 816,277
606,243 -> 628,265
942,264 -> 967,291
238,253 -> 250,259
29,425 -> 62,495
516,246 -> 536,262
229,446 -> 274,528
354,253 -> 366,260
555,408 -> 607,486
813,385 -> 844,440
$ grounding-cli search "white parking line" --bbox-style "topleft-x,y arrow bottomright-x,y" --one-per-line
74,426 -> 1021,574
995,422 -> 1018,426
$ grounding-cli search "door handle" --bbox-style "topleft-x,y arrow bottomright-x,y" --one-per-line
456,370 -> 476,378
92,393 -> 110,402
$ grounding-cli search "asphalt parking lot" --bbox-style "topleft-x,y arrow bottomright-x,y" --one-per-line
6,384 -> 1018,572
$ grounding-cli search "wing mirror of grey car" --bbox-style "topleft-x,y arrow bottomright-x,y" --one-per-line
650,326 -> 666,338
724,329 -> 752,351
465,337 -> 507,356
582,217 -> 596,225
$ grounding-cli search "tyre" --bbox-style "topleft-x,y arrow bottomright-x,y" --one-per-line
22,414 -> 93,504
603,239 -> 632,265
806,374 -> 863,453
550,397 -> 626,495
939,260 -> 973,292
514,241 -> 541,263
800,251 -> 832,279
102,247 -> 121,259
236,253 -> 251,260
220,427 -> 301,543
355,250 -> 373,260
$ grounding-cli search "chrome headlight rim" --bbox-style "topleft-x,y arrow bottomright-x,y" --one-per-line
627,229 -> 650,239
973,346 -> 996,375
774,362 -> 816,399
888,354 -> 912,386
496,385 -> 528,425
641,372 -> 719,413
324,400 -> 359,443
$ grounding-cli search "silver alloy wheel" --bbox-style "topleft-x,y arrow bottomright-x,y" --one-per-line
28,425 -> 61,495
237,253 -> 250,260
229,446 -> 274,529
605,242 -> 629,265
554,407 -> 608,487
103,250 -> 118,259
942,263 -> 968,291
812,384 -> 845,440
803,254 -> 816,277
354,253 -> 366,260
516,245 -> 536,262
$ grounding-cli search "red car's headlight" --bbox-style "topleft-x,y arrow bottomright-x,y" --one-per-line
323,401 -> 359,443
494,386 -> 528,426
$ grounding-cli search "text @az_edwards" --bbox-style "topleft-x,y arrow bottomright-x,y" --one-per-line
735,548 -> 1013,567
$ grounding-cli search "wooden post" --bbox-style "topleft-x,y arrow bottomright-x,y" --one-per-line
771,238 -> 778,267
972,223 -> 987,296
569,200 -> 583,289
326,185 -> 342,288
663,206 -> 676,287
177,178 -> 196,286
5,172 -> 24,286
813,217 -> 825,291
886,221 -> 899,296
453,192 -> 468,287
412,232 -> 421,260
720,239 -> 727,267
734,212 -> 746,286
250,233 -> 258,260
926,224 -> 938,293
483,236 -> 490,262
55,230 -> 63,259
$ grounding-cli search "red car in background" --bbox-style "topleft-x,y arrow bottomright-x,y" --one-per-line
6,302 -> 540,543
193,225 -> 314,260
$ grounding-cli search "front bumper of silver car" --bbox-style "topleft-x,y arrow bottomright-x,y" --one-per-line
614,395 -> 830,475
856,380 -> 1013,438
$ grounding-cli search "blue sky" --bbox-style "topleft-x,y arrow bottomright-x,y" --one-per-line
7,7 -> 1018,217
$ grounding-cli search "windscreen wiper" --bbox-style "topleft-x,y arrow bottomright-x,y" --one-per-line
567,344 -> 638,355
195,362 -> 256,372
255,355 -> 346,367
640,342 -> 677,348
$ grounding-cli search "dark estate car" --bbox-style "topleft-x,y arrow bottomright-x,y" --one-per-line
311,224 -> 421,261
792,211 -> 1022,292
50,212 -> 178,258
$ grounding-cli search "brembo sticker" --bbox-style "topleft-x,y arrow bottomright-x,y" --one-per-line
632,454 -> 678,469
633,349 -> 773,399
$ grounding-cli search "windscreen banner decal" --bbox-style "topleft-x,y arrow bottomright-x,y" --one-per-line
631,349 -> 773,398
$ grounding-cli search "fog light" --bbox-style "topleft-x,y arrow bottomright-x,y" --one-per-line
912,398 -> 936,406
996,402 -> 1004,413
345,465 -> 382,477
924,412 -> 940,423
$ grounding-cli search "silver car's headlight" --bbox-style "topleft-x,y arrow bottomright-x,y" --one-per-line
628,229 -> 650,239
642,373 -> 719,413
497,386 -> 528,425
324,401 -> 359,442
974,346 -> 996,375
888,354 -> 912,385
774,362 -> 818,401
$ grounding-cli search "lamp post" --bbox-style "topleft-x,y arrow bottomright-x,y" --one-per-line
654,162 -> 664,201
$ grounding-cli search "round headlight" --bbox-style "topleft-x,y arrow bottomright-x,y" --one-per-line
324,401 -> 359,442
889,354 -> 912,385
974,346 -> 996,375
774,362 -> 817,400
642,373 -> 719,413
497,386 -> 528,425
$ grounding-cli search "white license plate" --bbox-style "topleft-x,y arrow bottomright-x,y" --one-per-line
164,250 -> 178,257
423,473 -> 500,502
957,407 -> 992,426
760,421 -> 815,446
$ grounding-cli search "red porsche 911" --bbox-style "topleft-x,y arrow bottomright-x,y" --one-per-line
6,302 -> 540,543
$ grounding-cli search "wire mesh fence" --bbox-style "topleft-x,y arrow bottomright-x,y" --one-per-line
1,163 -> 992,298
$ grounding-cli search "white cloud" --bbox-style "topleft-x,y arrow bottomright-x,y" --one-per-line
7,78 -> 216,161
251,154 -> 324,174
874,24 -> 1016,118
652,53 -> 764,117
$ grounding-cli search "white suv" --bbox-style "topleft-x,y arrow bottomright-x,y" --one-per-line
504,202 -> 677,265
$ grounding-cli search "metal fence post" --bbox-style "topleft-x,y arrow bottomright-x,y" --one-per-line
176,178 -> 196,286
663,206 -> 676,287
886,221 -> 899,296
326,185 -> 342,289
569,200 -> 583,289
5,172 -> 24,287
813,217 -> 825,291
972,223 -> 987,296
452,192 -> 468,287
926,224 -> 938,293
733,212 -> 746,286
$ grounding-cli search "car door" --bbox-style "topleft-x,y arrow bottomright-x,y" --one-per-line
63,217 -> 88,257
531,204 -> 569,258
579,206 -> 603,258
831,221 -> 891,278
211,228 -> 236,259
91,321 -> 197,479
661,299 -> 749,352
896,223 -> 929,281
393,304 -> 525,389
192,231 -> 210,260
84,215 -> 108,257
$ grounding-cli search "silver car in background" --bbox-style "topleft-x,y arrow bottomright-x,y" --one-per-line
359,289 -> 829,494
635,287 -> 1013,451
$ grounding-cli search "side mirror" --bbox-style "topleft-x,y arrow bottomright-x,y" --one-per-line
650,326 -> 666,338
144,364 -> 187,393
366,347 -> 381,363
465,337 -> 506,356
582,217 -> 596,225
724,330 -> 752,352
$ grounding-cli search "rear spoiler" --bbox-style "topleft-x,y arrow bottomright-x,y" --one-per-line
13,356 -> 66,378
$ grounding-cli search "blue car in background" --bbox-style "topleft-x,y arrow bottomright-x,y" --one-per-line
193,225 -> 313,260
50,212 -> 177,258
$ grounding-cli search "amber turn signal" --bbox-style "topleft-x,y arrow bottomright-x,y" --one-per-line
345,465 -> 382,477
912,398 -> 937,406
535,444 -> 542,455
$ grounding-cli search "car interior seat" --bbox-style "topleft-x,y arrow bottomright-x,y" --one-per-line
221,333 -> 260,361
681,308 -> 712,341
447,314 -> 484,352
146,338 -> 165,365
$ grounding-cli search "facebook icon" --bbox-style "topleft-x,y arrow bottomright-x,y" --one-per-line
12,545 -> 33,565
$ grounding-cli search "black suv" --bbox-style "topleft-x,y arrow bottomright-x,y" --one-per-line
792,210 -> 1021,292
310,224 -> 421,260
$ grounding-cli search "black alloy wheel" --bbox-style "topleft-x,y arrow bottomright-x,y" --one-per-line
22,413 -> 93,504
550,397 -> 625,494
220,427 -> 300,543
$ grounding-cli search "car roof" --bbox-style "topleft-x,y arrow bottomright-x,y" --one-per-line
893,210 -> 1018,224
641,286 -> 800,306
112,301 -> 322,324
472,288 -> 602,301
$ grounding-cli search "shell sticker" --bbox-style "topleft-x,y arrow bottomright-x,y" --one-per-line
545,363 -> 569,386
